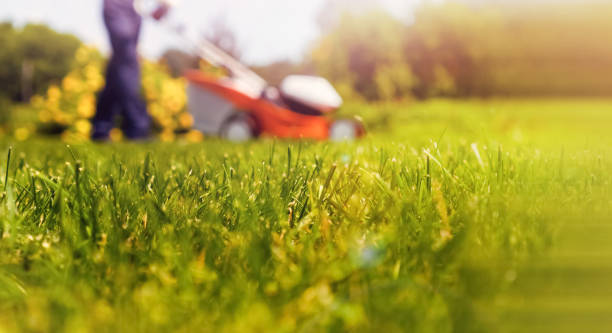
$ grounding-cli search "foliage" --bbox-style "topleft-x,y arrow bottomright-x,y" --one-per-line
0,23 -> 19,101
311,10 -> 416,101
1,99 -> 611,332
0,97 -> 11,130
0,22 -> 81,102
310,0 -> 612,100
31,46 -> 200,143
141,61 -> 196,141
160,49 -> 199,78
253,60 -> 314,87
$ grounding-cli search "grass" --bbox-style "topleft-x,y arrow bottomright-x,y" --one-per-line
0,99 -> 611,332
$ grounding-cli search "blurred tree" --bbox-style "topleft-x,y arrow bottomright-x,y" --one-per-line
404,2 -> 503,98
0,96 -> 10,128
375,63 -> 417,101
0,22 -> 80,102
17,24 -> 81,101
0,23 -> 20,101
310,0 -> 612,100
311,10 -> 416,100
478,0 -> 612,96
252,60 -> 313,86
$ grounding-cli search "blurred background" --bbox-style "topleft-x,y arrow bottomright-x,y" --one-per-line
1,0 -> 612,139
2,0 -> 612,105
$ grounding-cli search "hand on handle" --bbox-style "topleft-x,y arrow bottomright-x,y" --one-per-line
152,4 -> 170,21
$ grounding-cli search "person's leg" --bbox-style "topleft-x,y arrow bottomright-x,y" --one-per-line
116,58 -> 151,140
91,63 -> 120,140
113,22 -> 151,140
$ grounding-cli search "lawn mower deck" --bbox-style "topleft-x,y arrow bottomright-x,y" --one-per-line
185,70 -> 364,141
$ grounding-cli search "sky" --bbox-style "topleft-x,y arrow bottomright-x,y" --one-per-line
0,0 -> 417,65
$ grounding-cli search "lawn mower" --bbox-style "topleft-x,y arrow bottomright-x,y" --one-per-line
172,25 -> 365,141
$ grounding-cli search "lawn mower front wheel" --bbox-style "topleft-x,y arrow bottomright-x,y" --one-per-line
220,113 -> 259,142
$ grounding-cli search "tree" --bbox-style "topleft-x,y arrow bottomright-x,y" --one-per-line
310,10 -> 416,100
309,0 -> 612,100
0,22 -> 81,102
0,23 -> 20,101
404,2 -> 503,97
252,60 -> 313,86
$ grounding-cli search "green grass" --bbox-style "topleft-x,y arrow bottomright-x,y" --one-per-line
0,99 -> 611,332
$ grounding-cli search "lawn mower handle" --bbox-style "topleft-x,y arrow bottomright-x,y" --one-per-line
159,20 -> 268,97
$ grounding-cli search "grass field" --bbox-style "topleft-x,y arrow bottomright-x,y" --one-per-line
0,99 -> 611,332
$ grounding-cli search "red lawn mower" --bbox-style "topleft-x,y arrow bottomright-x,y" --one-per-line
178,30 -> 365,141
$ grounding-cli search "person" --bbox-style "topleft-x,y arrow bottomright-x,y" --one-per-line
92,0 -> 174,141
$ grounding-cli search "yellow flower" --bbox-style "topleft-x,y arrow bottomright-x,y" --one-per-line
62,74 -> 80,94
14,127 -> 30,141
47,85 -> 61,102
157,115 -> 175,130
38,110 -> 52,123
75,46 -> 91,65
178,112 -> 194,129
34,52 -> 191,142
159,129 -> 175,142
53,112 -> 71,126
184,130 -> 204,143
45,98 -> 59,112
109,128 -> 123,142
75,119 -> 92,135
85,65 -> 104,91
142,78 -> 158,101
77,94 -> 96,118
159,80 -> 187,114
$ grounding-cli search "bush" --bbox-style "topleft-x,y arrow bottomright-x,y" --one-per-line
0,22 -> 81,102
31,46 -> 201,142
0,96 -> 10,129
311,1 -> 612,99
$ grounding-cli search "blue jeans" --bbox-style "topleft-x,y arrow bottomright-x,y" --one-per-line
93,3 -> 150,140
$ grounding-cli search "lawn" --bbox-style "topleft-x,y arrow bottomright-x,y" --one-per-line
1,99 -> 611,332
